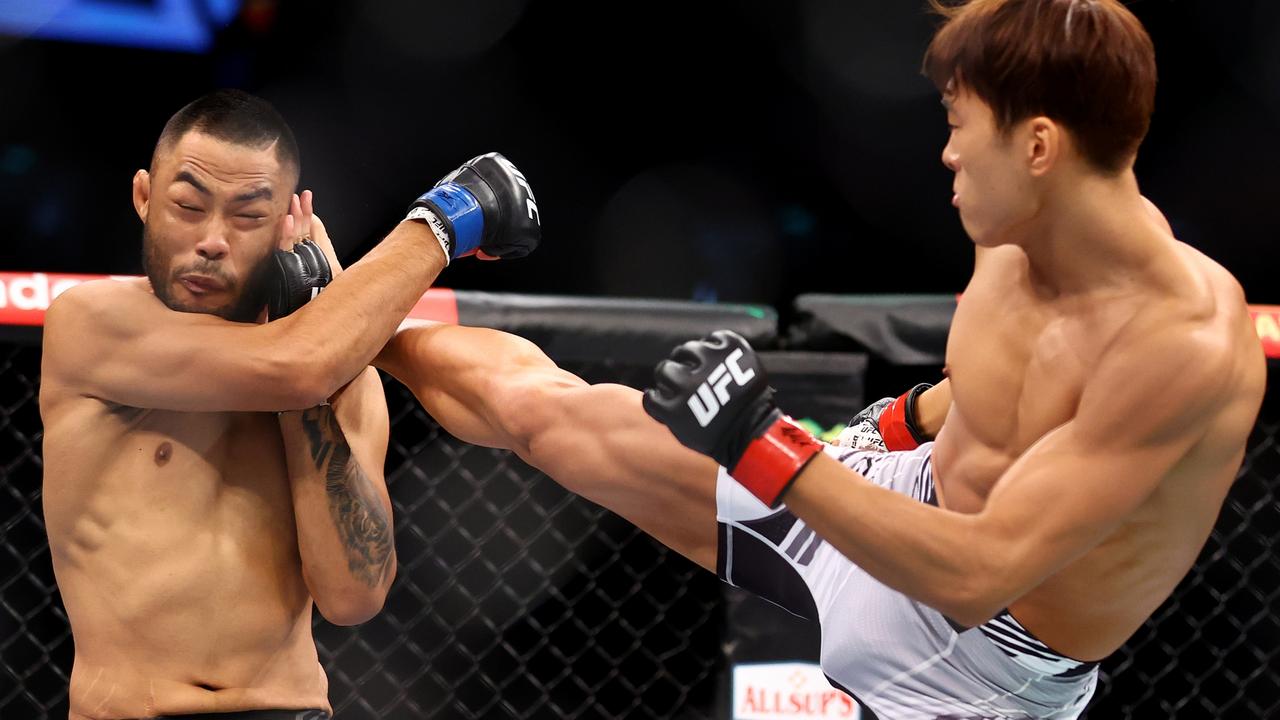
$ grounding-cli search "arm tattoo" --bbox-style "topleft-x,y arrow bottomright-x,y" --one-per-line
300,407 -> 395,587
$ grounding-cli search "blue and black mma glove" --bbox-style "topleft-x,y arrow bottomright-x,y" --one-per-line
405,152 -> 541,264
266,239 -> 332,320
266,153 -> 540,318
642,330 -> 824,508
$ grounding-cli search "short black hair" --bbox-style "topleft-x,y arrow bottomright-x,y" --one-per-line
152,89 -> 300,182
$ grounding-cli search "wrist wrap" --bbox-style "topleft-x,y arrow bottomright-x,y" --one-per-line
878,382 -> 933,451
408,182 -> 485,260
730,413 -> 823,508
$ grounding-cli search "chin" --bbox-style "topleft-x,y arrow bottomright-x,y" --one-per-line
164,282 -> 254,322
964,218 -> 1020,249
167,296 -> 231,318
959,217 -> 989,246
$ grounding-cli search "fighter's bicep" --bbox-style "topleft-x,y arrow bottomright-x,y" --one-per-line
986,426 -> 1181,549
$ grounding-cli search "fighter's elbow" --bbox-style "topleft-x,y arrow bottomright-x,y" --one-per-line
936,589 -> 1003,629
266,364 -> 333,410
263,335 -> 346,409
932,546 -> 1014,627
317,605 -> 377,627
314,586 -> 391,627
293,375 -> 341,410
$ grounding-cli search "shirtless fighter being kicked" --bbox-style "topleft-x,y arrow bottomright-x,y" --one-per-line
374,2 -> 1264,717
39,90 -> 539,719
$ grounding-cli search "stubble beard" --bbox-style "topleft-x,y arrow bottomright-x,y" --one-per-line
140,222 -> 268,323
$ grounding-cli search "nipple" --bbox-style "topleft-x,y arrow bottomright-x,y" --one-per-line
154,441 -> 173,466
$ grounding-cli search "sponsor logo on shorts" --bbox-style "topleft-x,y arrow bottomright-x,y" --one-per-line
732,662 -> 860,719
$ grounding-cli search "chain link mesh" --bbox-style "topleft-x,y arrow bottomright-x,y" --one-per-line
1,341 -> 1277,718
317,371 -> 723,720
1085,414 -> 1280,718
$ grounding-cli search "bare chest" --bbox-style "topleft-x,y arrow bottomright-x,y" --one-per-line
43,406 -> 294,547
118,409 -> 290,508
947,302 -> 1090,455
935,274 -> 1138,505
43,406 -> 317,709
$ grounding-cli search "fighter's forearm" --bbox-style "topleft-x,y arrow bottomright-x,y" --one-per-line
783,452 -> 1006,626
279,405 -> 396,625
275,221 -> 446,406
914,378 -> 952,439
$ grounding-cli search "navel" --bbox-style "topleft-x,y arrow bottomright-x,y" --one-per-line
154,441 -> 173,466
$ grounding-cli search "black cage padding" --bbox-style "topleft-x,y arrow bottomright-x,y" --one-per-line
455,291 -> 778,366
788,294 -> 955,364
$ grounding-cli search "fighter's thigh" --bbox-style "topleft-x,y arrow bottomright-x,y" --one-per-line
384,324 -> 720,571
521,382 -> 720,573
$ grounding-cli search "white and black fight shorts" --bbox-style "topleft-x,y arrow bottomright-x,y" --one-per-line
716,443 -> 1099,720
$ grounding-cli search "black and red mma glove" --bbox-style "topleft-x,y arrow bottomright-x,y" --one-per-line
642,330 -> 823,508
834,382 -> 935,451
874,383 -> 934,451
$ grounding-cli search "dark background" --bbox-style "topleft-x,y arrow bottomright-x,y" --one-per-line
0,0 -> 1277,310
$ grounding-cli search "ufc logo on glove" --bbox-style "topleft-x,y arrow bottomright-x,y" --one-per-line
643,330 -> 823,509
494,155 -> 540,224
688,349 -> 756,427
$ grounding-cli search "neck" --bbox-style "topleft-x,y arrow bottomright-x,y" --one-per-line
1015,169 -> 1168,298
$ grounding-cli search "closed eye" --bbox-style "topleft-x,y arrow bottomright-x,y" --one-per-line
175,202 -> 203,213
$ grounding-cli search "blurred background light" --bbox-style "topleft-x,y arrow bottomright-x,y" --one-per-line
0,0 -> 242,52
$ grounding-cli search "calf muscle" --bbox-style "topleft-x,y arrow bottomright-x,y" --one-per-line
519,382 -> 720,571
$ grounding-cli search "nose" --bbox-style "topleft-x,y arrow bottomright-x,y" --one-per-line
195,220 -> 230,261
941,140 -> 959,173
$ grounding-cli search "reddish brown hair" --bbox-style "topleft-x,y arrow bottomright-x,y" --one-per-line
924,0 -> 1157,173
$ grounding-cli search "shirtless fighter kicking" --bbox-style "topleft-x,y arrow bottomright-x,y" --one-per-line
372,2 -> 1264,717
39,89 -> 539,719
